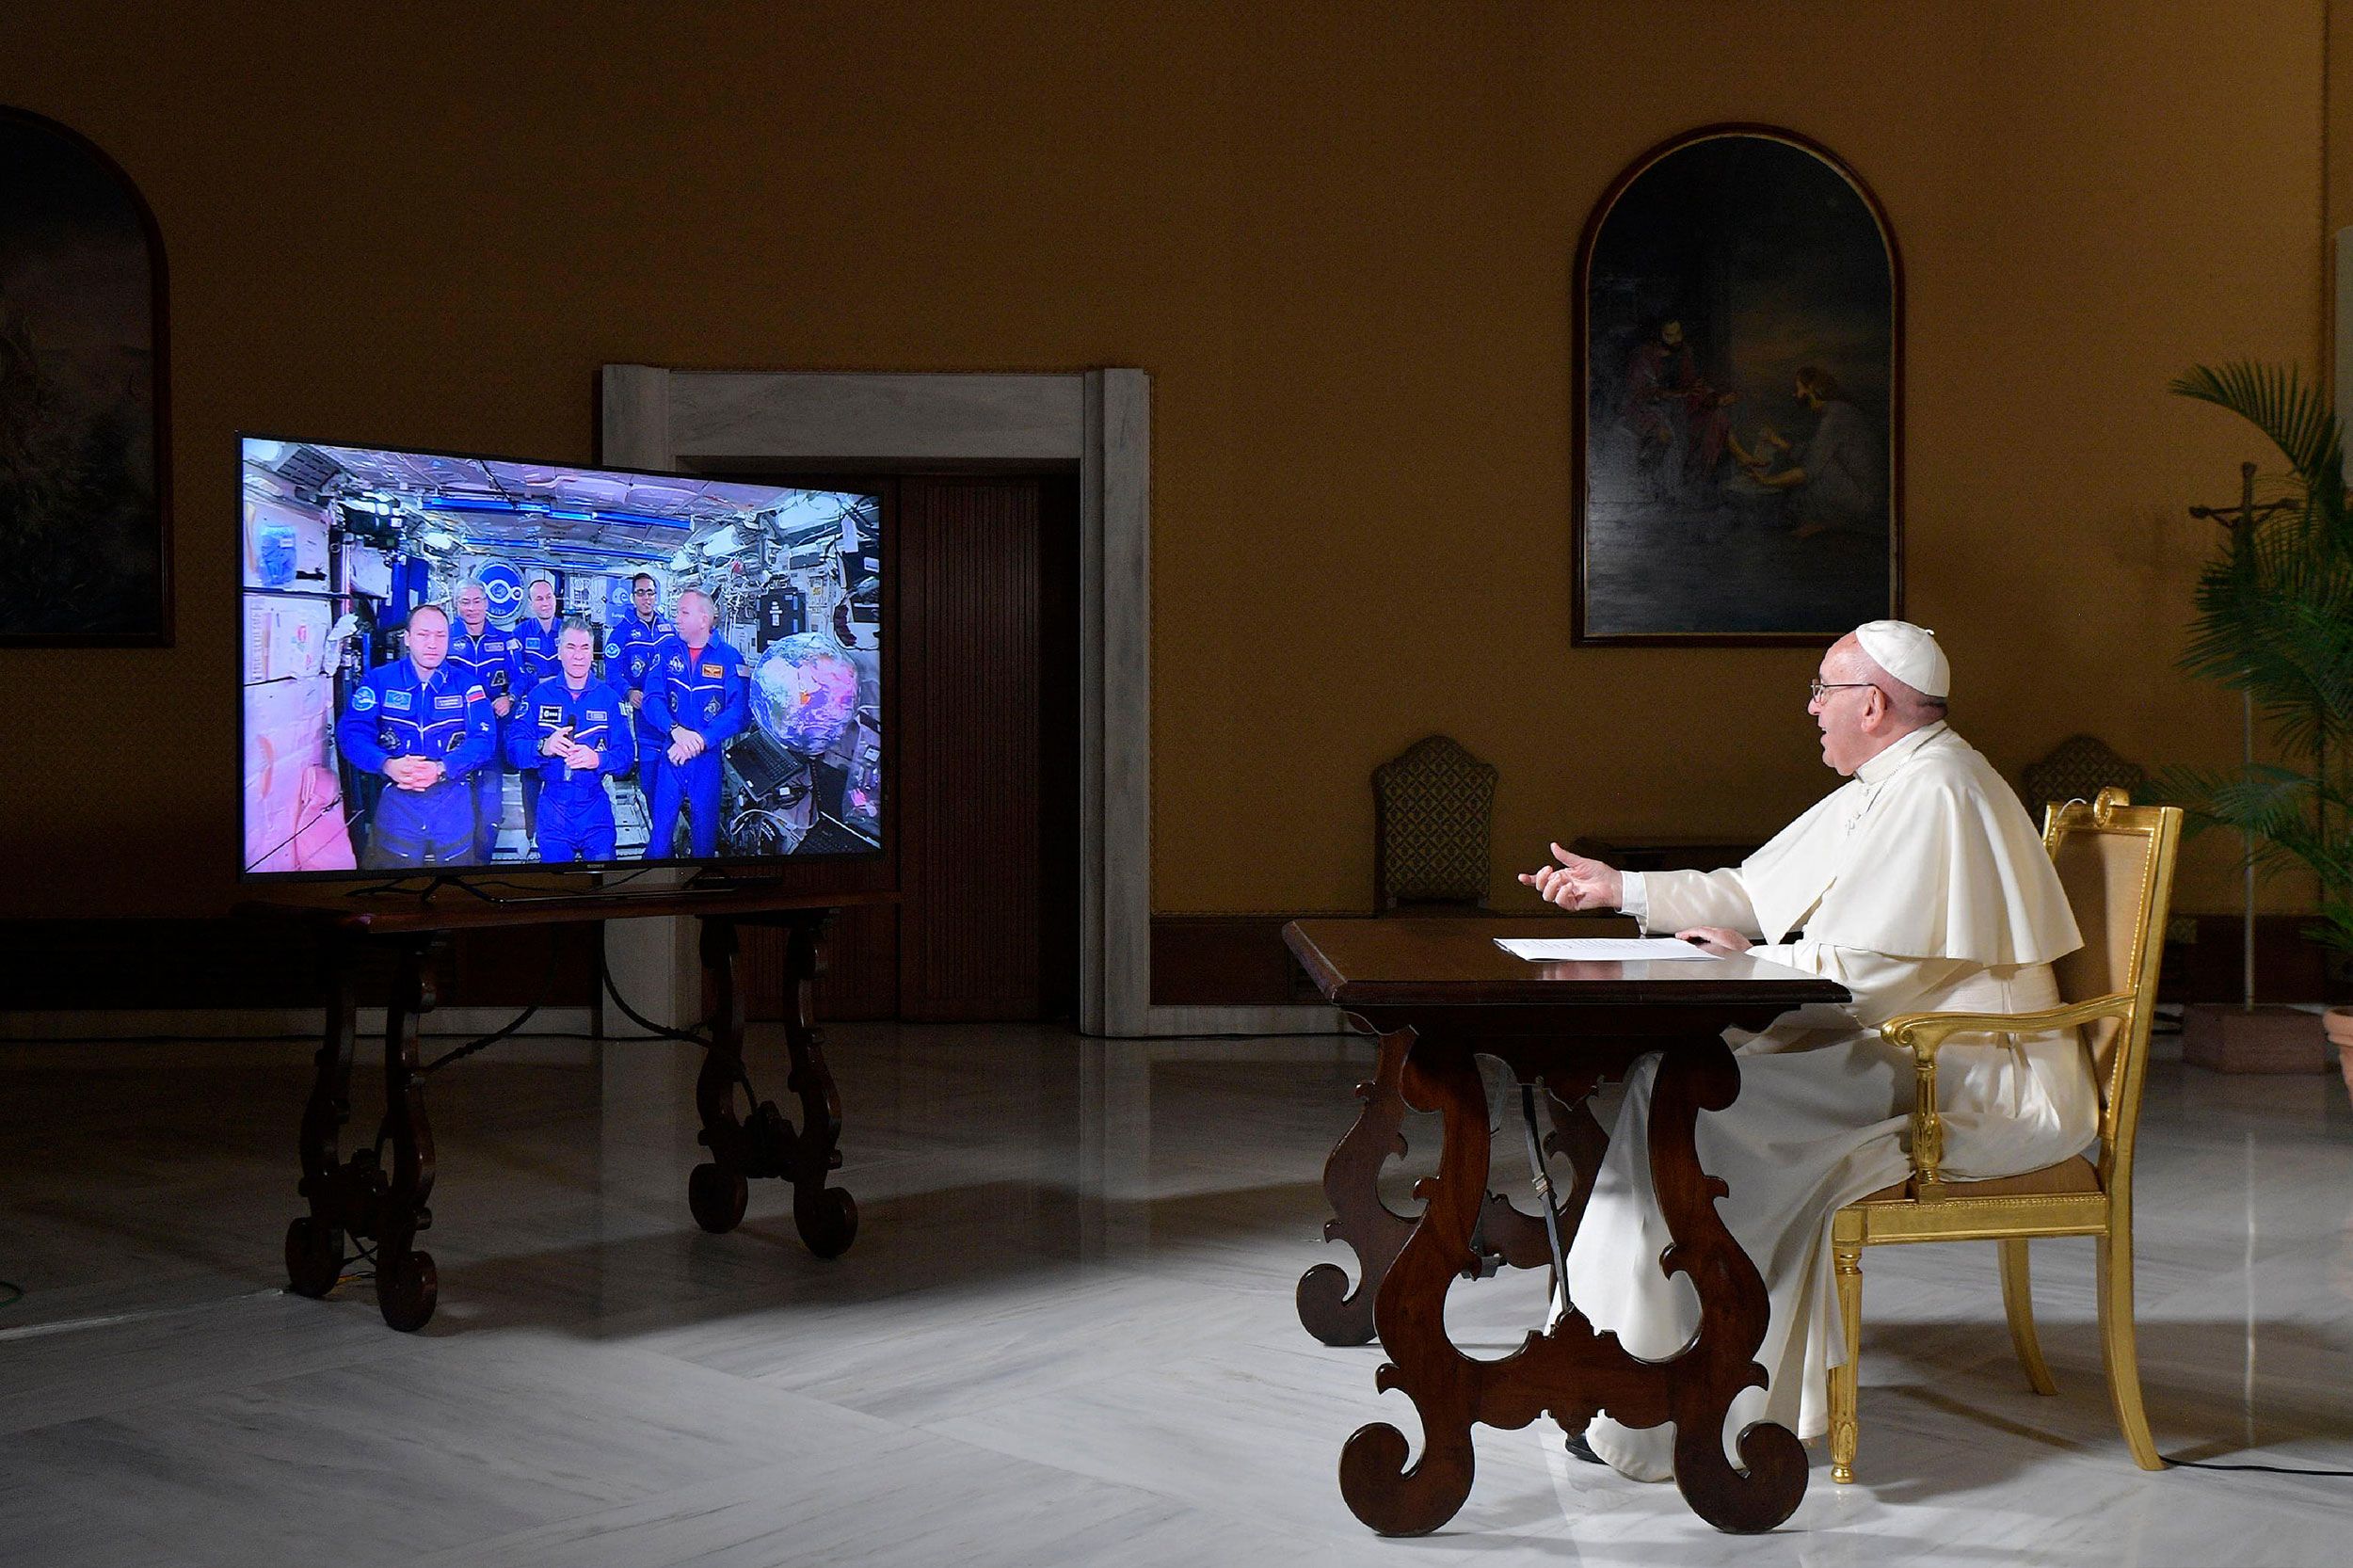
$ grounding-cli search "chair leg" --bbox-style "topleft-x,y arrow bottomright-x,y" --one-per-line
1831,1223 -> 1864,1483
2097,1228 -> 2163,1470
1999,1238 -> 2058,1396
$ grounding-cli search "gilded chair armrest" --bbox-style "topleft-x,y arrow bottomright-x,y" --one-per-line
1876,991 -> 2134,1200
1878,992 -> 2137,1059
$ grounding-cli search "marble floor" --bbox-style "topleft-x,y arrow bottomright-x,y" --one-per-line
2,1023 -> 2349,1567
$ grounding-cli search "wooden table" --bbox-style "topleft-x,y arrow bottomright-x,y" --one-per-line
1285,918 -> 1847,1536
239,885 -> 894,1331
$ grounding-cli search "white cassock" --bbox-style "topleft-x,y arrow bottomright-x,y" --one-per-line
1564,720 -> 2096,1480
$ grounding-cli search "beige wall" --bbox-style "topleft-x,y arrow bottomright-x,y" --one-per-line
0,1 -> 2329,919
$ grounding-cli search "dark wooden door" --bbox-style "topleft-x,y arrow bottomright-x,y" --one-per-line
896,475 -> 1041,1020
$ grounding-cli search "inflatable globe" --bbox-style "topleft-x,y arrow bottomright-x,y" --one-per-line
751,632 -> 861,757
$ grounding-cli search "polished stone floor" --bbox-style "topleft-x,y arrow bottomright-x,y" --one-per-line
2,1023 -> 2349,1567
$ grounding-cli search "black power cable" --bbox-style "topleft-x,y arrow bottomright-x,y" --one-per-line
2162,1454 -> 2353,1477
419,931 -> 562,1075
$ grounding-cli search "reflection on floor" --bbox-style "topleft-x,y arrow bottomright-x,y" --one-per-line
1,1026 -> 2348,1567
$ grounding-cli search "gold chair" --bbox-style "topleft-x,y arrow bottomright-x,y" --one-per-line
1828,787 -> 2182,1481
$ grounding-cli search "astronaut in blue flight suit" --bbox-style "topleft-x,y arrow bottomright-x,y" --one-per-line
642,587 -> 751,858
605,570 -> 672,811
506,619 -> 636,862
509,575 -> 567,846
445,579 -> 520,862
334,602 -> 497,869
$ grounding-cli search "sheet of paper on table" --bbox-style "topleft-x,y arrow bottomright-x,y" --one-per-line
1494,936 -> 1723,962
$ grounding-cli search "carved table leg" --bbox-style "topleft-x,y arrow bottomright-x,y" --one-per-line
286,940 -> 360,1298
373,936 -> 441,1332
1333,1035 -> 1804,1538
1643,1035 -> 1806,1533
689,913 -> 857,1257
779,912 -> 856,1257
1299,1020 -> 1418,1347
688,915 -> 756,1234
286,934 -> 442,1331
1338,1044 -> 1493,1532
1471,1078 -> 1608,1274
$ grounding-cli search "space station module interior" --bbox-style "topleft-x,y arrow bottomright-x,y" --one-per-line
240,439 -> 882,873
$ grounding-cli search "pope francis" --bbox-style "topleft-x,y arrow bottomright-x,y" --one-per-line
1521,619 -> 2091,1481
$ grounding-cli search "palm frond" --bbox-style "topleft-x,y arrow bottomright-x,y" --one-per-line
2169,362 -> 2346,505
2170,360 -> 2353,899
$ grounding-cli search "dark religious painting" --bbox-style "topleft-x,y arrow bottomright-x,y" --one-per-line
0,108 -> 171,645
1575,126 -> 1899,645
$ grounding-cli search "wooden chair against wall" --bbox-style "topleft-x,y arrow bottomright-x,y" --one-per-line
1828,788 -> 2183,1481
2021,735 -> 2147,822
1371,735 -> 1497,913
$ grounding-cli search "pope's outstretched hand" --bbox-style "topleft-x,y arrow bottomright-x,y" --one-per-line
1518,841 -> 1623,911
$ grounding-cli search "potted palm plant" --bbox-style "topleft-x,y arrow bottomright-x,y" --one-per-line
2164,362 -> 2353,1096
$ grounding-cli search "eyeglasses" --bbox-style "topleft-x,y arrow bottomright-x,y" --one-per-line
1808,680 -> 1881,703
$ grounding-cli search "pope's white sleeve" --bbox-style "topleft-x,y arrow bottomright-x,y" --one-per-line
1747,942 -> 1954,1028
1619,872 -> 1648,924
1624,867 -> 1763,936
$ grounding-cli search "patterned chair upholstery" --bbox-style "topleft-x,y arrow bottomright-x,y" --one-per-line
2023,735 -> 2146,816
1372,735 -> 1497,912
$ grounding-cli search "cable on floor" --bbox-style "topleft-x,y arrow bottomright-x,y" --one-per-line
2163,1454 -> 2353,1478
419,931 -> 563,1075
1078,1031 -> 1348,1041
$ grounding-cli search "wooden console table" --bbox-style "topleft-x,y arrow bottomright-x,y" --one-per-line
239,885 -> 894,1331
1285,918 -> 1846,1536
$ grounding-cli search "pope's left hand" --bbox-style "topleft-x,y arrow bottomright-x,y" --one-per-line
1676,926 -> 1752,952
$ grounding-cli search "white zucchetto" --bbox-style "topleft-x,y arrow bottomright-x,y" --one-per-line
1853,619 -> 1949,698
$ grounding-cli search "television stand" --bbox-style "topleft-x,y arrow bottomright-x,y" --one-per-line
238,885 -> 895,1331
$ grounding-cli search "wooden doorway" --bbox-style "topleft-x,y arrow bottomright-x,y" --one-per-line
741,472 -> 1080,1023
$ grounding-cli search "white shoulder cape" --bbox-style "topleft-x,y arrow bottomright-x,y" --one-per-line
1737,727 -> 2082,966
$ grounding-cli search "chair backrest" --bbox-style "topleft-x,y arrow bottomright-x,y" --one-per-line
2041,788 -> 2182,1193
2023,734 -> 2147,819
1372,734 -> 1498,909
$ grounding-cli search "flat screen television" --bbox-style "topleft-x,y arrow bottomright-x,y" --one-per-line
240,436 -> 883,879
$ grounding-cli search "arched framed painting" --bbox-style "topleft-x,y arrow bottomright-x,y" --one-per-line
1573,125 -> 1900,646
0,107 -> 171,646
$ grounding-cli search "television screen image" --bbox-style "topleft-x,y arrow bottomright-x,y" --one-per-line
240,437 -> 882,877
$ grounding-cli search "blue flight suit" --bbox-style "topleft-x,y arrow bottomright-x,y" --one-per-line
509,615 -> 566,841
642,634 -> 752,858
605,607 -> 673,808
444,619 -> 520,861
505,675 -> 636,863
335,659 -> 497,869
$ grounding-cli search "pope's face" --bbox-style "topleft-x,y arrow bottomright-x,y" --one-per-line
560,628 -> 595,682
1809,637 -> 1876,776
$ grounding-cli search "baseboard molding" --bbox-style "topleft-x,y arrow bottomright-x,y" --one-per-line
1140,1003 -> 1347,1037
0,1007 -> 608,1064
